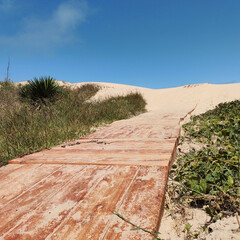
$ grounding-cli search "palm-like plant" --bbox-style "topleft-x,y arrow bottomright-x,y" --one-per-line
20,76 -> 61,104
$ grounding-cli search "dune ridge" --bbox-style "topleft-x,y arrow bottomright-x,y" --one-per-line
56,81 -> 240,117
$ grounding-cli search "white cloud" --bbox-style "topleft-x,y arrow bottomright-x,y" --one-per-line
0,0 -> 15,13
0,0 -> 89,51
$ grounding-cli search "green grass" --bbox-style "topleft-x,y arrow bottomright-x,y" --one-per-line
0,81 -> 146,167
171,100 -> 240,221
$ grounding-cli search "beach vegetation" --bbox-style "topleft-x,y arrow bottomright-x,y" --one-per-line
171,100 -> 240,221
19,76 -> 62,105
0,80 -> 146,166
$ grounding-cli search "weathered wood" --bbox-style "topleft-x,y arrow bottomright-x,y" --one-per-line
1,112 -> 180,239
0,164 -> 61,208
48,166 -> 138,240
1,165 -> 120,239
102,166 -> 168,239
53,139 -> 176,150
85,124 -> 180,139
10,152 -> 172,166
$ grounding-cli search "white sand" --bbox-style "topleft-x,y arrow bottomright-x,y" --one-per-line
69,82 -> 240,118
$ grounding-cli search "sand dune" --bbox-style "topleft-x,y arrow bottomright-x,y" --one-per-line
19,80 -> 240,117
65,82 -> 240,118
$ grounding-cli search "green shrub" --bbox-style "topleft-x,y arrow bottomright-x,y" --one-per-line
19,76 -> 61,104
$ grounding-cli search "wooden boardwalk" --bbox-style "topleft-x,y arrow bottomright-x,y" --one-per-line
0,112 -> 181,239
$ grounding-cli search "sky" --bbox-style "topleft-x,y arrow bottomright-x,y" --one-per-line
0,0 -> 240,89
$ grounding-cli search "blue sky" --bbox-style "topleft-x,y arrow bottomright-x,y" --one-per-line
0,0 -> 240,89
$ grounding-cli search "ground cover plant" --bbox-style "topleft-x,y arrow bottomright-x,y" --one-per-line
0,78 -> 146,167
171,100 -> 240,221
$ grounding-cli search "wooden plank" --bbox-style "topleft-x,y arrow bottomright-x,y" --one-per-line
0,164 -> 62,208
0,165 -> 85,237
103,166 -> 169,239
47,166 -> 139,240
53,139 -> 176,150
9,159 -> 170,167
0,164 -> 24,180
9,153 -> 171,166
1,165 -> 118,239
85,124 -> 180,139
14,148 -> 171,156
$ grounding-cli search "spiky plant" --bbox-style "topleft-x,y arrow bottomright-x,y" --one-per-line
20,76 -> 61,104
